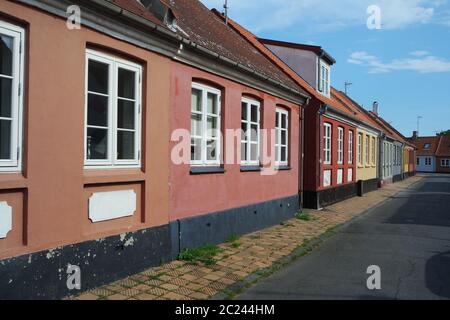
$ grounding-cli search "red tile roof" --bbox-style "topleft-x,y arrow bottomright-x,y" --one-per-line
436,135 -> 450,157
332,90 -> 384,132
110,0 -> 165,26
169,1 -> 304,93
409,136 -> 441,155
217,11 -> 358,120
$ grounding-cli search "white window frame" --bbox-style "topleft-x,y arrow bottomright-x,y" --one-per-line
323,123 -> 332,165
357,133 -> 363,165
371,137 -> 376,165
241,97 -> 260,166
84,49 -> 142,169
319,61 -> 330,96
337,127 -> 344,165
348,130 -> 353,165
417,157 -> 420,166
0,21 -> 25,173
190,82 -> 222,167
441,159 -> 450,167
425,157 -> 431,166
365,135 -> 370,166
275,108 -> 289,167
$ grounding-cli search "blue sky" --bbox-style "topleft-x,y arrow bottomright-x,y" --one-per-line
201,0 -> 450,137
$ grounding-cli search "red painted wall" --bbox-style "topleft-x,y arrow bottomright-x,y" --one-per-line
169,63 -> 302,221
319,116 -> 356,190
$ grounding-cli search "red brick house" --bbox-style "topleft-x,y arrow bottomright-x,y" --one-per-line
435,135 -> 450,173
220,26 -> 360,209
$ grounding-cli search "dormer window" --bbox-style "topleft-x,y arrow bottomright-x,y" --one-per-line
319,60 -> 330,96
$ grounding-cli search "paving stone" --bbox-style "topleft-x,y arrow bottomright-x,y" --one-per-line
76,293 -> 100,300
135,293 -> 158,300
107,294 -> 128,300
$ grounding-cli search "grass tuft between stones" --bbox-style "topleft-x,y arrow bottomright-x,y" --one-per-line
178,244 -> 223,265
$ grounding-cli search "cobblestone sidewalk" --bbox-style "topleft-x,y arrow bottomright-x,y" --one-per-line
71,175 -> 423,300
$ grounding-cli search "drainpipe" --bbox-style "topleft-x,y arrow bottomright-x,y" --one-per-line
299,97 -> 310,211
317,104 -> 328,209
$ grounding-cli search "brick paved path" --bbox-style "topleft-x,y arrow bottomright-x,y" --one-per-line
71,175 -> 423,300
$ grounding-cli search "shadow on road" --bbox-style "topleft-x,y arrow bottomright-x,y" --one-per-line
426,251 -> 450,299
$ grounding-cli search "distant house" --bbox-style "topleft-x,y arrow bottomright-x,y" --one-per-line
409,133 -> 440,172
436,135 -> 450,173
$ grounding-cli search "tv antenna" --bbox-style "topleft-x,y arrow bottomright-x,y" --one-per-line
344,81 -> 352,95
223,0 -> 229,25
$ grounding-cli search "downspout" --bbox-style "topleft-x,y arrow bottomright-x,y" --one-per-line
299,97 -> 310,211
317,104 -> 328,209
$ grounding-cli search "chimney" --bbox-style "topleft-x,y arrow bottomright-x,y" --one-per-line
372,101 -> 379,116
412,131 -> 418,139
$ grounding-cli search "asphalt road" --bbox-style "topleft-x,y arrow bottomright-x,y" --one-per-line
238,174 -> 450,300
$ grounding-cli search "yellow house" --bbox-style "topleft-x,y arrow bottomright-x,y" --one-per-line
356,128 -> 379,181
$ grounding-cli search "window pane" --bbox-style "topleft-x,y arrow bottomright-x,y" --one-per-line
88,60 -> 109,94
251,105 -> 258,122
0,77 -> 12,117
281,146 -> 287,162
241,102 -> 247,120
191,113 -> 202,136
281,130 -> 287,145
207,92 -> 218,114
0,35 -> 13,77
241,142 -> 247,161
250,143 -> 258,161
275,113 -> 280,127
118,68 -> 135,99
117,99 -> 135,130
86,127 -> 108,160
0,120 -> 11,159
241,122 -> 247,141
191,88 -> 202,112
191,138 -> 201,161
87,93 -> 108,127
117,130 -> 135,160
275,146 -> 280,162
281,114 -> 287,128
250,124 -> 258,142
207,116 -> 218,138
206,140 -> 217,161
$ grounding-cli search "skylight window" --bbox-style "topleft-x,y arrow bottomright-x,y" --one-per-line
423,143 -> 431,150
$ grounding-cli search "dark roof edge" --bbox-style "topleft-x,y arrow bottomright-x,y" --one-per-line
258,37 -> 336,65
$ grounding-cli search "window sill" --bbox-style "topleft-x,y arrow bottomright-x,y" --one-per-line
276,165 -> 291,171
240,166 -> 261,172
83,169 -> 145,185
190,167 -> 225,175
0,173 -> 27,190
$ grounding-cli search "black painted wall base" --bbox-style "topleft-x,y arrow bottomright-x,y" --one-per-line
357,178 -> 380,196
0,225 -> 172,300
0,194 -> 301,299
170,194 -> 301,259
304,183 -> 357,209
393,174 -> 404,183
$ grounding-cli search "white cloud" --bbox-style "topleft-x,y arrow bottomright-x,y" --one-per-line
348,51 -> 450,73
410,50 -> 430,56
201,0 -> 444,33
